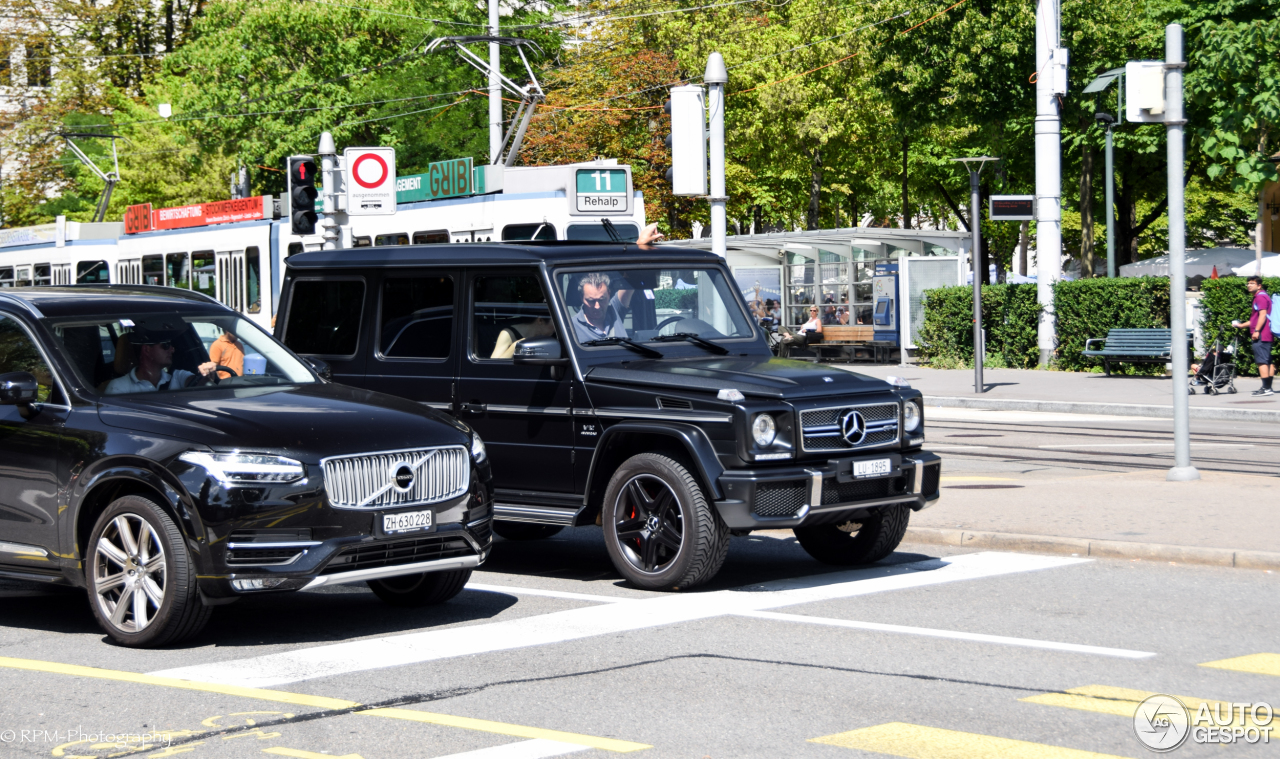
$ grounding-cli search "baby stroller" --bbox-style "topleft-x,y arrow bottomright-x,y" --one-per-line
1189,334 -> 1237,395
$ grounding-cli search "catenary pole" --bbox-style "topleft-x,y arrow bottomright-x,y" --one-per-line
1165,24 -> 1198,482
1105,124 -> 1115,277
971,167 -> 983,393
705,53 -> 728,259
489,0 -> 501,164
1035,0 -> 1062,366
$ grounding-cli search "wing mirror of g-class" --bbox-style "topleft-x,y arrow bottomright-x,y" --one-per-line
0,372 -> 39,405
304,356 -> 332,381
513,337 -> 569,379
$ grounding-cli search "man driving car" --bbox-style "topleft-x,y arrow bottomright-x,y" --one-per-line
572,272 -> 633,342
104,319 -> 218,394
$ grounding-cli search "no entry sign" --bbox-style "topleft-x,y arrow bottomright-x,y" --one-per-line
344,147 -> 396,216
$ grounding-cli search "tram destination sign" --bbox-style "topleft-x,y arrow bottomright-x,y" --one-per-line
572,168 -> 631,214
989,195 -> 1036,221
124,196 -> 272,234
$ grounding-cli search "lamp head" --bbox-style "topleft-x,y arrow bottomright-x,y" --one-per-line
1094,112 -> 1115,125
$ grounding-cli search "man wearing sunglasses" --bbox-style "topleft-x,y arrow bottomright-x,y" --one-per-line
572,271 -> 632,342
103,322 -> 218,395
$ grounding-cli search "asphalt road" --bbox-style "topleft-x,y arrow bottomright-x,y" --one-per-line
1,412 -> 1276,759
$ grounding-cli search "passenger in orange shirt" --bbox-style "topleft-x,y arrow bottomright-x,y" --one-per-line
208,329 -> 246,379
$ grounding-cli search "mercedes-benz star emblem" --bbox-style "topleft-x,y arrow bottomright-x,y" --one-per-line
839,409 -> 867,445
391,463 -> 415,493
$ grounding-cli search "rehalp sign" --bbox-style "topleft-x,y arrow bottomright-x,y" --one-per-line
344,147 -> 396,216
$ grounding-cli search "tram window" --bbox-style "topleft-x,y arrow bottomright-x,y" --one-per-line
566,223 -> 640,242
34,264 -> 51,286
352,236 -> 372,248
374,233 -> 409,247
15,267 -> 32,287
284,279 -> 364,357
412,230 -> 449,245
0,267 -> 13,287
191,251 -> 216,298
142,255 -> 165,286
379,276 -> 453,359
246,246 -> 262,313
287,242 -> 304,257
76,261 -> 110,283
166,253 -> 191,289
501,223 -> 557,241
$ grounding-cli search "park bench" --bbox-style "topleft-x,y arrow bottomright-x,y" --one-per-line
812,325 -> 896,363
1081,328 -> 1194,376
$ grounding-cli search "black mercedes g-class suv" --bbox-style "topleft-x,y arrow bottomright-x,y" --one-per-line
276,243 -> 940,591
0,286 -> 492,647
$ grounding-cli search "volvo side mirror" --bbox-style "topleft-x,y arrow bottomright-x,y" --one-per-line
305,357 -> 332,381
0,372 -> 38,405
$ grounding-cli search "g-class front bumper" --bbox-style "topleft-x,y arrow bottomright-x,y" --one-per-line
714,451 -> 941,530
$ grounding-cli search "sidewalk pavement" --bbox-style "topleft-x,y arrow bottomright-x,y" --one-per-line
836,364 -> 1280,423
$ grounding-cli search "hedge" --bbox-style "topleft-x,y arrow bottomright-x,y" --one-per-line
1051,278 -> 1172,371
1200,277 -> 1280,377
654,288 -> 697,311
917,283 -> 1040,369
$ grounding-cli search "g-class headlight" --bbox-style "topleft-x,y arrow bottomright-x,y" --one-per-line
471,434 -> 487,462
903,401 -> 923,433
751,413 -> 777,447
179,452 -> 305,486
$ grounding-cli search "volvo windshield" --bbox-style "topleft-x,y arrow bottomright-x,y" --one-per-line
555,267 -> 755,347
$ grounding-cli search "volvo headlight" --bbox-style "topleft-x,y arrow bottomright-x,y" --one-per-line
179,452 -> 305,486
751,413 -> 777,447
471,434 -> 487,462
903,401 -> 923,433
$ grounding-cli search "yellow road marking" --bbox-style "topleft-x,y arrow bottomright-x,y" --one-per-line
1200,653 -> 1280,678
810,722 -> 1134,759
1022,685 -> 1250,728
360,707 -> 647,752
264,749 -> 363,759
0,657 -> 650,753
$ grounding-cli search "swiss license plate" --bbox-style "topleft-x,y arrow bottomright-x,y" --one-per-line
853,458 -> 892,479
383,509 -> 433,534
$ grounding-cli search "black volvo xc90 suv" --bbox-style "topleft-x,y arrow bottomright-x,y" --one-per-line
0,286 -> 492,647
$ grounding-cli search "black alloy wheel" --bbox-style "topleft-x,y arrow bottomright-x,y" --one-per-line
602,453 -> 729,591
492,522 -> 564,541
85,495 -> 211,647
793,504 -> 910,566
367,569 -> 472,607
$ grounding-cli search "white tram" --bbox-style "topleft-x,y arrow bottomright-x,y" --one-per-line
0,160 -> 646,332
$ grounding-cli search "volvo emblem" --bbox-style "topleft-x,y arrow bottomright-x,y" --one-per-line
390,463 -> 415,493
839,409 -> 867,445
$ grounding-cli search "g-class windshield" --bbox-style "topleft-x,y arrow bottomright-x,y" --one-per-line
49,313 -> 316,395
556,267 -> 755,347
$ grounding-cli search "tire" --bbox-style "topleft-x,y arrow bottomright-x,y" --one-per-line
602,453 -> 729,591
367,569 -> 472,607
492,522 -> 564,541
85,495 -> 211,647
793,504 -> 910,566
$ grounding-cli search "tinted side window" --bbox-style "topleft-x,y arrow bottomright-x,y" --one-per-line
0,315 -> 65,404
285,279 -> 365,356
473,275 -> 554,360
379,276 -> 454,359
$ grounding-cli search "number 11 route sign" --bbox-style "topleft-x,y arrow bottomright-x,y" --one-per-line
573,168 -> 631,214
344,147 -> 396,216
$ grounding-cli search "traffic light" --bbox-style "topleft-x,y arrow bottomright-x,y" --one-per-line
287,156 -> 318,235
663,85 -> 707,196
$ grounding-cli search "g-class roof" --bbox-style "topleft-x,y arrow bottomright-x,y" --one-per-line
0,285 -> 226,318
285,242 -> 725,270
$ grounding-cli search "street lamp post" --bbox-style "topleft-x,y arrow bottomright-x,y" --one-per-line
1095,112 -> 1117,277
953,156 -> 999,394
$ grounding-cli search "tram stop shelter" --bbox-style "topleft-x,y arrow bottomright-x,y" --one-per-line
664,228 -> 970,358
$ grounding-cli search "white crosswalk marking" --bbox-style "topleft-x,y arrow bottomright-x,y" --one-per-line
152,553 -> 1088,687
430,739 -> 592,759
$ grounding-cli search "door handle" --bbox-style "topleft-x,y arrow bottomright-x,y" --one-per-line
460,403 -> 487,415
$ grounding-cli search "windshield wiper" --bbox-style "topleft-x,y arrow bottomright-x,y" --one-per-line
582,337 -> 664,358
651,332 -> 730,355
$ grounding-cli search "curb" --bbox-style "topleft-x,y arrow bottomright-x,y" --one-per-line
903,527 -> 1280,570
924,395 -> 1280,423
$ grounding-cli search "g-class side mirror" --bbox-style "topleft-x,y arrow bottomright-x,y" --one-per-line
513,337 -> 569,379
0,372 -> 39,405
305,357 -> 332,381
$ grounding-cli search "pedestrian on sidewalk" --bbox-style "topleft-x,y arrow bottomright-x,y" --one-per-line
1231,275 -> 1273,396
